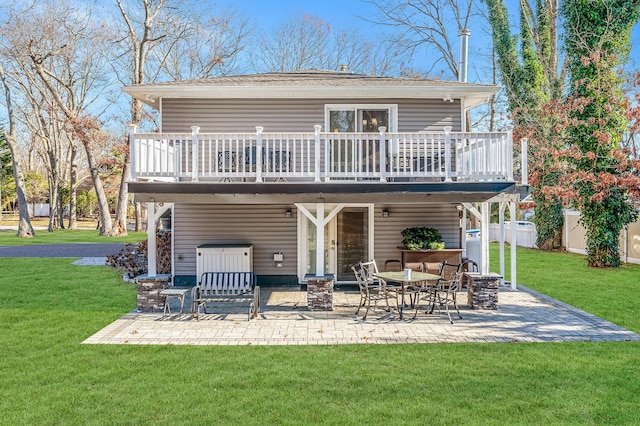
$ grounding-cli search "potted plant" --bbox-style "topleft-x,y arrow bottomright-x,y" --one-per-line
401,226 -> 444,250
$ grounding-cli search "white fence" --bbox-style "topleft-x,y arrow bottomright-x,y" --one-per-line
27,203 -> 70,217
489,221 -> 537,248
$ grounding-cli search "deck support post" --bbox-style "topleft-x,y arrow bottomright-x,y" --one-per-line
315,201 -> 325,276
480,201 -> 490,274
498,202 -> 507,286
509,201 -> 517,290
148,201 -> 158,277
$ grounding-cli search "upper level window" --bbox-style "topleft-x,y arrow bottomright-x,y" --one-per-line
325,105 -> 397,133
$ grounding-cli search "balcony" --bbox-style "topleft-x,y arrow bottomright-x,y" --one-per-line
129,126 -> 514,184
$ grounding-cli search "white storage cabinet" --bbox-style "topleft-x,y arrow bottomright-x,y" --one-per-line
196,244 -> 253,279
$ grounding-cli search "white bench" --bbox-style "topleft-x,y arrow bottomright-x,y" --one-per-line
191,272 -> 260,320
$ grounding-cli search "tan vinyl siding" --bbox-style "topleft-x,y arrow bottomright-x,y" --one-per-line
397,100 -> 460,132
373,204 -> 460,266
161,98 -> 461,133
173,204 -> 298,277
173,202 -> 460,280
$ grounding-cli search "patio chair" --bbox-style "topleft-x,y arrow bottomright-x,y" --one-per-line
218,151 -> 238,182
218,151 -> 238,172
429,262 -> 463,323
361,260 -> 400,295
404,262 -> 424,272
353,263 -> 398,320
359,259 -> 380,282
410,263 -> 443,319
384,259 -> 402,272
423,262 -> 442,275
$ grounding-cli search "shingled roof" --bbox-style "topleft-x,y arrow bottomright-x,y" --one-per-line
123,69 -> 498,109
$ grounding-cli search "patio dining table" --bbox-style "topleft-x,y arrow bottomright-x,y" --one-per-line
374,271 -> 441,319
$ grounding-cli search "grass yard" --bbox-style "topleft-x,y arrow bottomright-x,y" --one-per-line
0,228 -> 147,245
490,245 -> 640,332
0,247 -> 639,424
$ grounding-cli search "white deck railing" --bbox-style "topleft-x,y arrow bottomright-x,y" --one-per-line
129,125 -> 514,183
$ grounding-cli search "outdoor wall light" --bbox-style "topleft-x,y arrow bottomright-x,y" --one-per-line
456,204 -> 463,219
285,209 -> 292,218
382,209 -> 389,218
274,252 -> 284,268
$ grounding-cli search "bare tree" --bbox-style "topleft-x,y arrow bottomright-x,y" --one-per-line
255,15 -> 331,72
0,23 -> 67,232
366,0 -> 474,79
112,0 -> 253,233
0,65 -> 34,237
253,14 -> 400,75
7,2 -> 115,235
155,4 -> 253,80
0,1 -> 118,234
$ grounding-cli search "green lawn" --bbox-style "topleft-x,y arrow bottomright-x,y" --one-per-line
490,245 -> 640,332
0,228 -> 147,245
1,247 -> 639,424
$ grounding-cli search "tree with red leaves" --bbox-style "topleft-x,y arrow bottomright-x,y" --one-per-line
530,1 -> 640,267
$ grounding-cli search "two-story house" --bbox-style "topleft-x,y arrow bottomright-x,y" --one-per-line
124,69 -> 523,288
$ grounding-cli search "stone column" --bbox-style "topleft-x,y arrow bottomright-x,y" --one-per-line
136,274 -> 171,313
466,272 -> 501,310
305,274 -> 335,311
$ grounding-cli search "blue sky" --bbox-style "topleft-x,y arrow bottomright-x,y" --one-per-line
223,0 -> 364,28
218,0 -> 493,79
216,0 -> 640,77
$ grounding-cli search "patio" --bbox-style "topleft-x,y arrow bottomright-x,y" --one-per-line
83,285 -> 640,345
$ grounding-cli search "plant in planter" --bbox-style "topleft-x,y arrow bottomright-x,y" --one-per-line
401,227 -> 445,250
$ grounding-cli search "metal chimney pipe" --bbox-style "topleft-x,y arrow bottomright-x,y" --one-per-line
459,29 -> 470,83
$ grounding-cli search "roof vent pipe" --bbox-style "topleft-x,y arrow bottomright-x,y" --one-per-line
458,29 -> 470,83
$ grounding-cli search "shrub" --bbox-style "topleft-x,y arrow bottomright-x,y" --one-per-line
401,227 -> 444,250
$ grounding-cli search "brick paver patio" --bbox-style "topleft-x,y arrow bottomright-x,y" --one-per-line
83,286 -> 640,345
